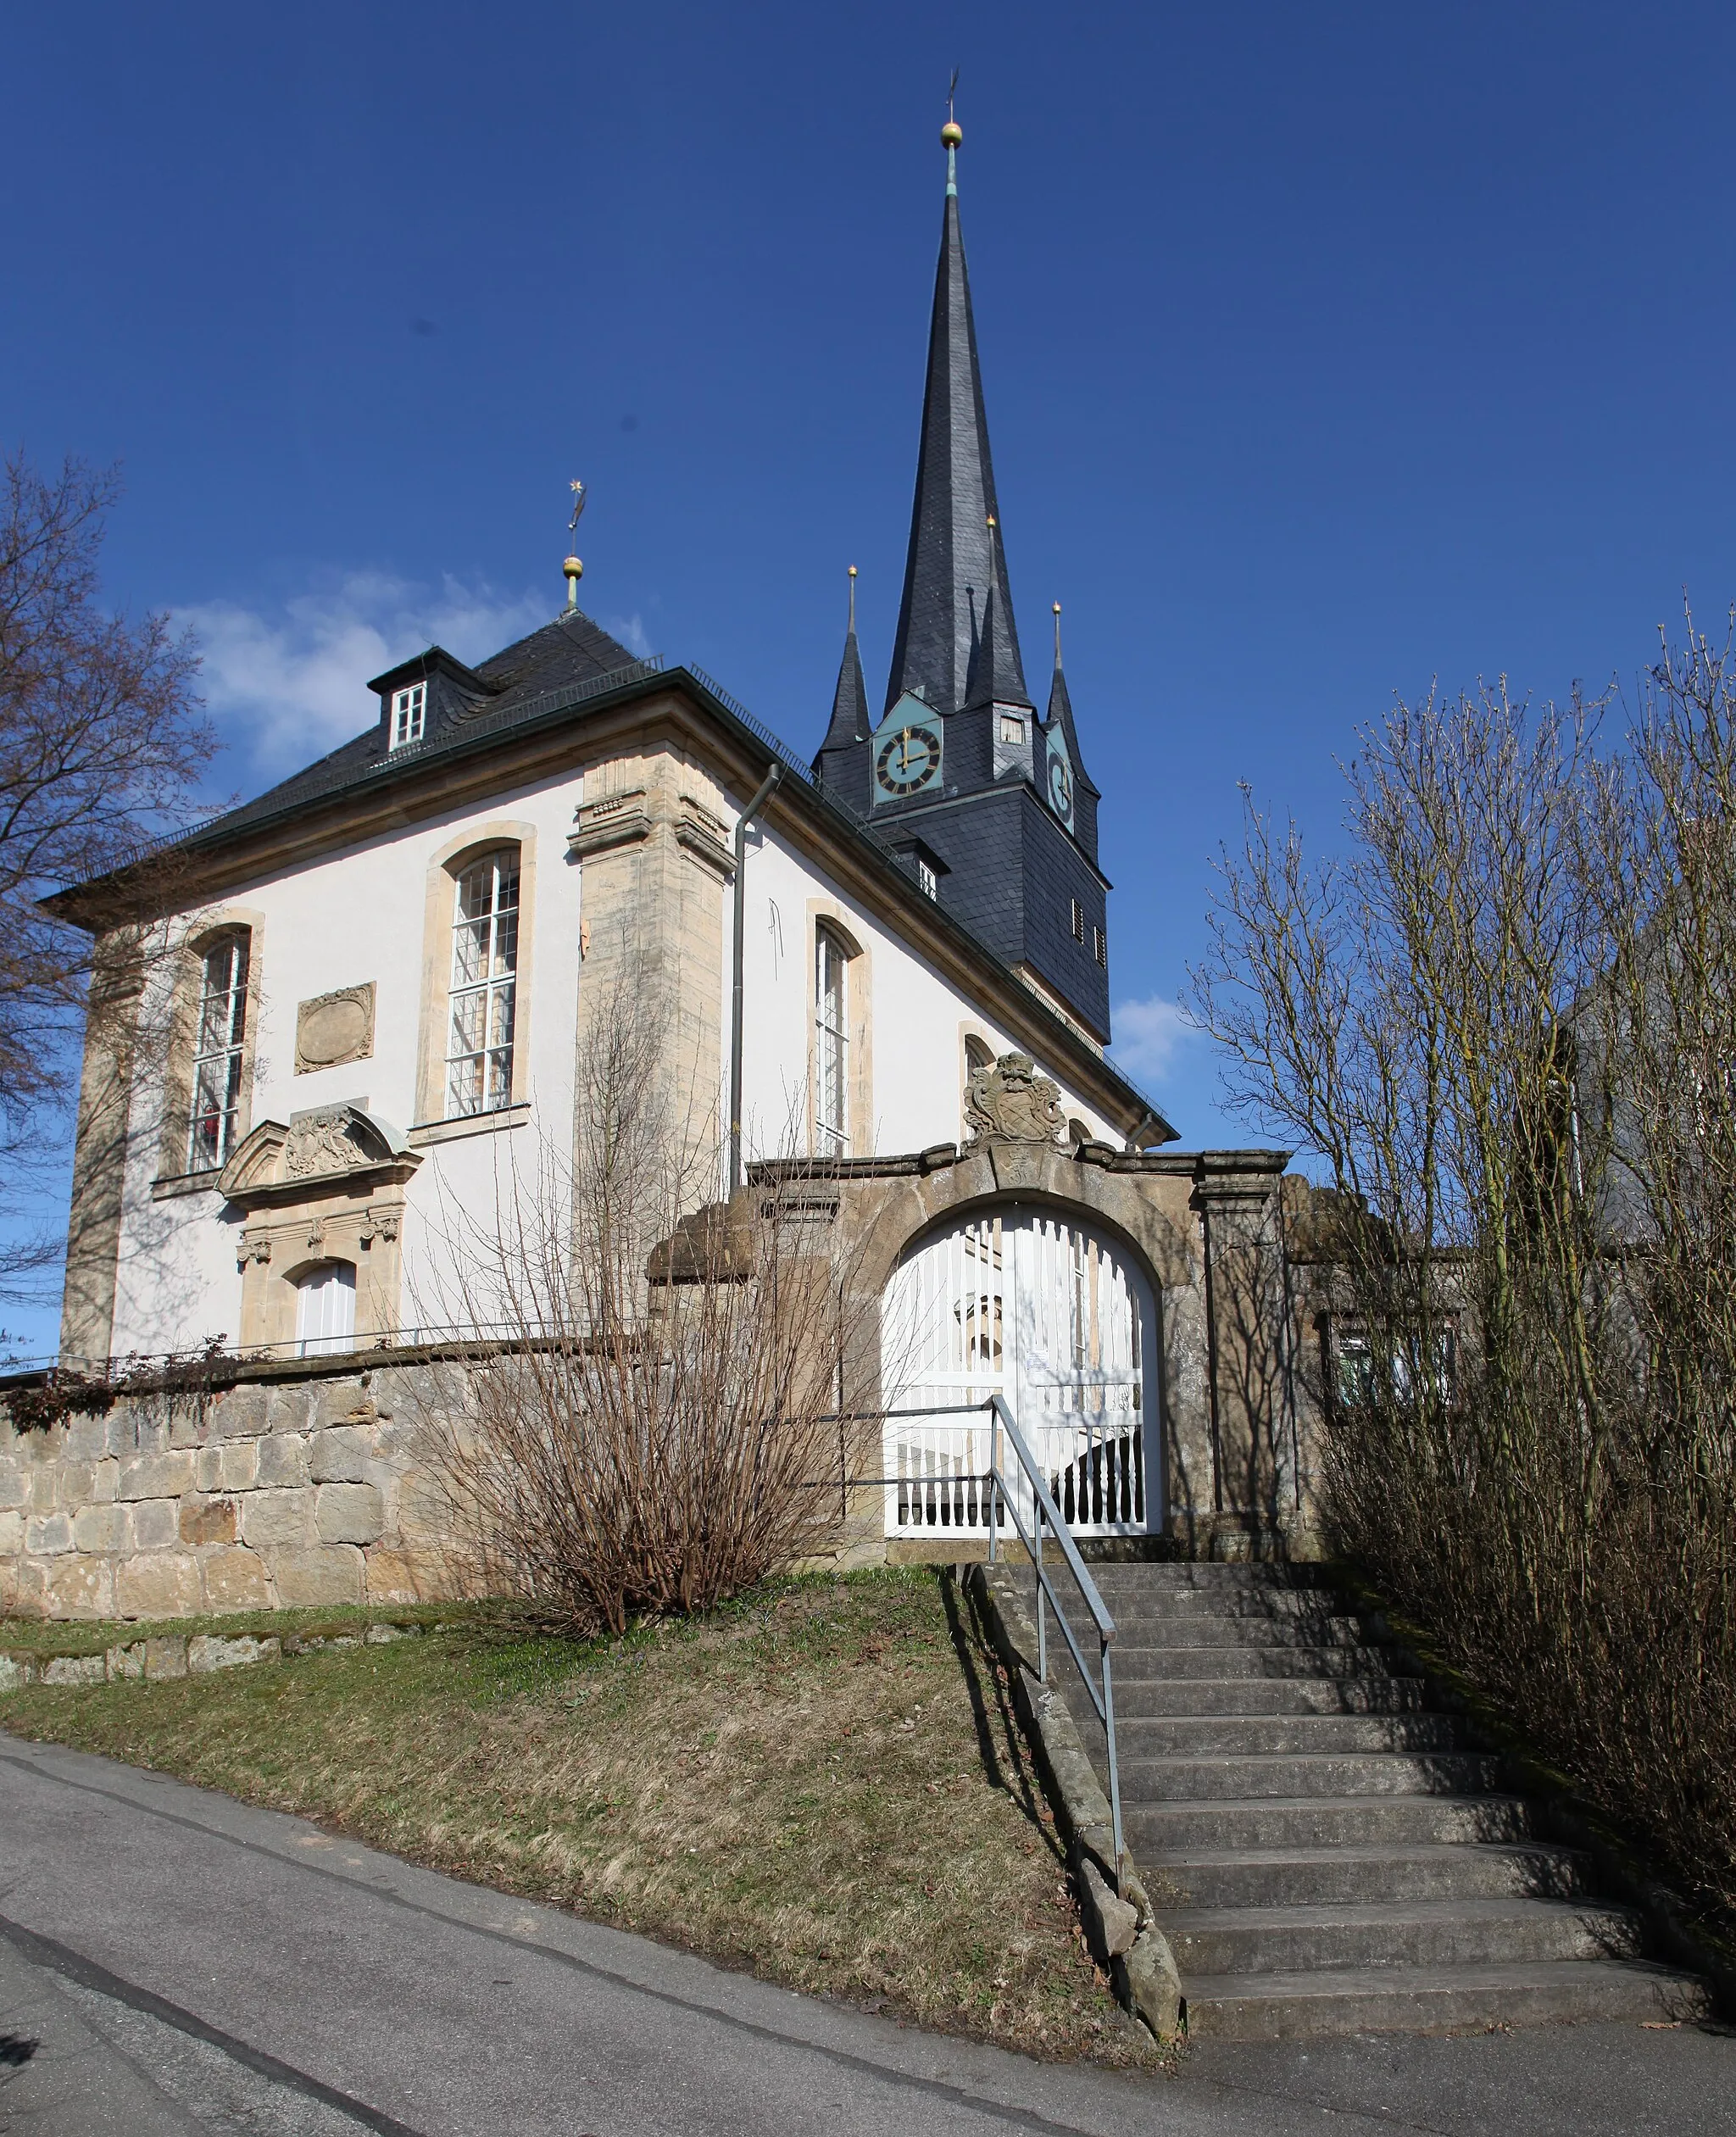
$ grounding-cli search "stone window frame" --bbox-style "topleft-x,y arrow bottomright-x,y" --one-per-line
155,908 -> 266,1192
804,901 -> 872,1160
411,821 -> 537,1137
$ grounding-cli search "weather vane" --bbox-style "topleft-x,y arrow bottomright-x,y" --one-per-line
563,479 -> 587,613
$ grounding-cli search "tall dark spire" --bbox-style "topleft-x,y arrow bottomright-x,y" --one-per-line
883,124 -> 1030,715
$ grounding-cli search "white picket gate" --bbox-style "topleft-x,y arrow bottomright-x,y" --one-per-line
880,1205 -> 1157,1539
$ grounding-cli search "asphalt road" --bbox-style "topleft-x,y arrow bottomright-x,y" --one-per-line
0,1733 -> 1730,2137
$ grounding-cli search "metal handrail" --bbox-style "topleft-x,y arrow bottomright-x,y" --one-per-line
983,1391 -> 1124,1872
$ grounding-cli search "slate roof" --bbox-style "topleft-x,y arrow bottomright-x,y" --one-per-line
1045,654 -> 1099,799
883,175 -> 1030,717
197,610 -> 643,843
818,623 -> 871,753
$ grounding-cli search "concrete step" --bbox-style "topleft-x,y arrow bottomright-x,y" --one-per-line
1120,1750 -> 1507,1800
1163,1896 -> 1644,1976
1103,1711 -> 1470,1757
1079,1561 -> 1333,1588
1127,1793 -> 1539,1853
1181,1958 -> 1710,2041
1152,1843 -> 1589,1909
1103,1615 -> 1374,1650
1091,1586 -> 1368,1622
1103,1643 -> 1407,1681
1096,1675 -> 1428,1717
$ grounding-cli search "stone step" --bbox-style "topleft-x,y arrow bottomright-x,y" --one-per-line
1105,1711 -> 1469,1757
1152,1843 -> 1589,1909
1127,1793 -> 1539,1853
1093,1675 -> 1428,1717
1163,1896 -> 1644,1977
1119,1750 -> 1507,1800
1181,1959 -> 1709,2042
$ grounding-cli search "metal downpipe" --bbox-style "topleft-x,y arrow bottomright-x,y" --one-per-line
728,762 -> 783,1194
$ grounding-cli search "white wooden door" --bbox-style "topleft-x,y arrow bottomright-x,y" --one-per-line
881,1205 -> 1155,1538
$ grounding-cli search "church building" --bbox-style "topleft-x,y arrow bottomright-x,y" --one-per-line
11,121 -> 1313,1622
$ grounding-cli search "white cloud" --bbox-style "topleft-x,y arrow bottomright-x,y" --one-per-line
177,571 -> 554,771
1109,994 -> 1194,1088
601,611 -> 652,658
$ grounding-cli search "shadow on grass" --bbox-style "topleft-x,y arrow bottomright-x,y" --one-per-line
940,1571 -> 1066,1866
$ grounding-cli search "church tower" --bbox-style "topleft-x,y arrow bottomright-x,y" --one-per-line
815,115 -> 1110,1041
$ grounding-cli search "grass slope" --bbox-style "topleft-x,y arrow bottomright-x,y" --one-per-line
0,1567 -> 1158,2067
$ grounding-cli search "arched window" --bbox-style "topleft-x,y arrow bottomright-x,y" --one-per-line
814,925 -> 850,1156
295,1260 -> 355,1358
188,932 -> 251,1171
446,848 -> 520,1117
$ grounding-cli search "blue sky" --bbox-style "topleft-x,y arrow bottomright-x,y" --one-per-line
6,3 -> 1736,1353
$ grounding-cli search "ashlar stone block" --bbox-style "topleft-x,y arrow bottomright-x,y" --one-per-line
0,1510 -> 23,1555
209,1384 -> 269,1441
116,1552 -> 203,1621
256,1434 -> 309,1489
309,1425 -> 372,1483
240,1488 -> 314,1551
24,1513 -> 72,1555
271,1544 -> 364,1607
118,1450 -> 198,1503
202,1547 -> 271,1611
129,1498 -> 181,1551
72,1502 -> 131,1554
198,1441 -> 258,1493
314,1482 -> 384,1545
41,1555 -> 114,1619
180,1495 -> 238,1547
313,1379 -> 376,1432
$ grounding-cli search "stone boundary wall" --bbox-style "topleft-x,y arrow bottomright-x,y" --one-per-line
0,1617 -> 430,1688
0,1358 -> 460,1622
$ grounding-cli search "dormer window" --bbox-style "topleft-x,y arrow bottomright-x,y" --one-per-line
391,682 -> 427,750
999,714 -> 1024,744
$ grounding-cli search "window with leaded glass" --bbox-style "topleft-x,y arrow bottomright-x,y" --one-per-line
445,849 -> 519,1117
187,934 -> 249,1171
814,925 -> 849,1156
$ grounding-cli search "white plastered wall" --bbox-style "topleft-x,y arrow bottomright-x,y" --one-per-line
102,756 -> 1126,1356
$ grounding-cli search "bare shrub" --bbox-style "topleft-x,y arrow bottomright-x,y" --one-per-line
409,956 -> 870,1634
1192,644 -> 1736,1921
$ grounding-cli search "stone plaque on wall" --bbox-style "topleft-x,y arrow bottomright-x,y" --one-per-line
294,983 -> 376,1075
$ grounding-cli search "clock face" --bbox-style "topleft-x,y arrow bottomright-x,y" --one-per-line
1047,745 -> 1075,824
876,722 -> 943,799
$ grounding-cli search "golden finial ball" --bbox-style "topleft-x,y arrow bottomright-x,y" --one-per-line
941,120 -> 963,148
564,555 -> 583,581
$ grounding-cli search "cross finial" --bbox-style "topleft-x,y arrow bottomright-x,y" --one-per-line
848,564 -> 857,633
942,68 -> 962,192
1053,600 -> 1063,668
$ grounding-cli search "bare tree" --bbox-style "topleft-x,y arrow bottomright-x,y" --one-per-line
0,449 -> 214,1299
1190,654 -> 1736,1920
410,954 -> 872,1635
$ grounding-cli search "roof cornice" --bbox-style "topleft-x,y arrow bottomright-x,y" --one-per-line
44,661 -> 1174,1145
